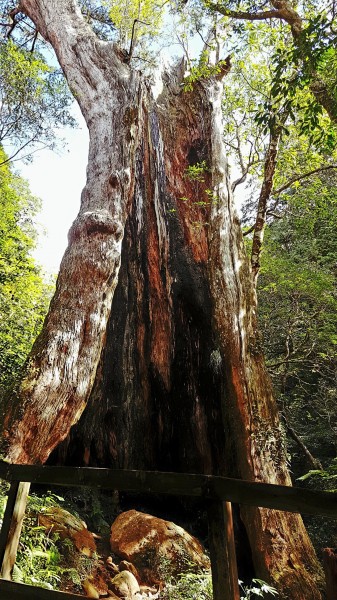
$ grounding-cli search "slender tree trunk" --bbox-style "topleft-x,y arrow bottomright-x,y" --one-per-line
251,125 -> 282,287
1,2 -> 324,598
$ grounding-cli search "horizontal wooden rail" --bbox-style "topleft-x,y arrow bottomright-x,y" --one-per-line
0,579 -> 83,599
0,462 -> 337,517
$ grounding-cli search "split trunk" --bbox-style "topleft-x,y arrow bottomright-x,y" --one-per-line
1,1 -> 324,598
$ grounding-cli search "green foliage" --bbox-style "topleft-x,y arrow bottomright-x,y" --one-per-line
0,39 -> 75,163
185,160 -> 208,182
258,173 -> 337,466
183,51 -> 229,91
0,478 -> 10,522
239,579 -> 278,600
296,459 -> 337,553
161,569 -> 278,600
60,486 -> 113,536
297,458 -> 337,489
107,0 -> 164,57
161,569 -> 213,600
0,148 -> 53,393
0,486 -> 84,591
257,32 -> 337,148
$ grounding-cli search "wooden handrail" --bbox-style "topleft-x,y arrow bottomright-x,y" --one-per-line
0,579 -> 83,599
0,462 -> 336,517
0,462 -> 336,600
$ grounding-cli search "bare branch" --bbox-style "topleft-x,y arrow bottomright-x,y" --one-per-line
266,210 -> 285,219
0,133 -> 40,167
31,29 -> 38,52
7,7 -> 21,38
195,25 -> 212,49
282,413 -> 323,470
127,19 -> 150,62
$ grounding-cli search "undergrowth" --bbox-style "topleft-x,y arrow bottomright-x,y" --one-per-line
0,482 -> 279,599
0,483 -> 96,591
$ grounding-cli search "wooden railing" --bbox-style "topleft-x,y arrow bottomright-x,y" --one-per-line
0,462 -> 337,600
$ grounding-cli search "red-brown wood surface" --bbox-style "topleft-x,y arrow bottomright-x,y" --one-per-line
323,548 -> 337,600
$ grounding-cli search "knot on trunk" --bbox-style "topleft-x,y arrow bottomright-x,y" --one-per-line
69,211 -> 123,243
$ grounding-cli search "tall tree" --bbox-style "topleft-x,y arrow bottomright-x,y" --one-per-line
0,147 -> 52,392
0,2 -> 326,597
0,33 -> 75,164
220,20 -> 337,470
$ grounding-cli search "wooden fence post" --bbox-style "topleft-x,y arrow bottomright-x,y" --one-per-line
0,482 -> 20,571
0,481 -> 30,580
207,500 -> 240,600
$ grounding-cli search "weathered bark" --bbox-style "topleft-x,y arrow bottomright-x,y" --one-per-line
2,0 -> 142,463
53,62 -> 227,475
1,1 -> 325,598
323,548 -> 337,600
52,63 -> 323,598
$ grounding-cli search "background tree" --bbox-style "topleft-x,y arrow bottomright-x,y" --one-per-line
206,0 -> 337,123
220,16 -> 337,478
0,1 -> 75,165
0,147 -> 53,393
259,173 -> 337,470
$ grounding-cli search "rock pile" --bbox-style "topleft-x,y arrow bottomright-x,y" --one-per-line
39,506 -> 210,599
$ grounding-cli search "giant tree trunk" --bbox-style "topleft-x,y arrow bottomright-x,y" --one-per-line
1,1 -> 324,598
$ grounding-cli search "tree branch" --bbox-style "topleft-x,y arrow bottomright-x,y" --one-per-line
243,224 -> 256,236
0,133 -> 40,167
31,29 -> 38,52
273,164 -> 337,195
282,413 -> 323,470
127,19 -> 150,62
7,7 -> 21,38
208,4 -> 283,22
209,1 -> 337,122
250,121 -> 283,286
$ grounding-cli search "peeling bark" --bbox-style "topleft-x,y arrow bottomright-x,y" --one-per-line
3,0 -> 142,463
1,1 -> 325,598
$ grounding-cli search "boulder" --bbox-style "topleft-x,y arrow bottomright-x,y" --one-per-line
110,510 -> 210,584
110,571 -> 140,599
